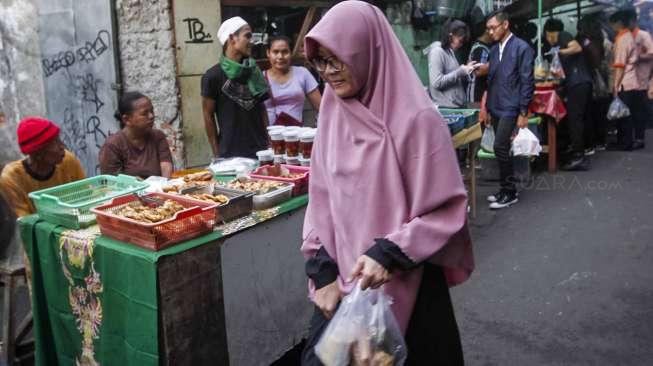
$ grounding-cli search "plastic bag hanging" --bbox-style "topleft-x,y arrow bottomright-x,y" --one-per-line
511,128 -> 542,157
481,127 -> 495,153
549,51 -> 565,81
534,56 -> 549,81
315,283 -> 408,366
607,96 -> 631,120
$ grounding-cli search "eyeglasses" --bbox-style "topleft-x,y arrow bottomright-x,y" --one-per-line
486,23 -> 505,33
311,56 -> 344,72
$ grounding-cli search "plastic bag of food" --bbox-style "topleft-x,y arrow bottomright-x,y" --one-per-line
511,128 -> 542,157
208,157 -> 258,176
607,96 -> 631,120
315,283 -> 407,366
534,56 -> 549,81
480,127 -> 495,153
549,51 -> 565,81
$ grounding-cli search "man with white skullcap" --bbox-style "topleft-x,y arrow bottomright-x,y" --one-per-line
201,16 -> 270,159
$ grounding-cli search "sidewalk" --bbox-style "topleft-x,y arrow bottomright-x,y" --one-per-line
455,131 -> 653,365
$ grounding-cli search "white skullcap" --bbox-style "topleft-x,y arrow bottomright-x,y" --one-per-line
217,17 -> 248,45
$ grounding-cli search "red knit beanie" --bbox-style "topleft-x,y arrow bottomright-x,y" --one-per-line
17,117 -> 61,155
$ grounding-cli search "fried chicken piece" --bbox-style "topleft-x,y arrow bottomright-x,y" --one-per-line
371,351 -> 394,366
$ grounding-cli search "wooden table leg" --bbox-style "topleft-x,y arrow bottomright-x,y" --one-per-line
548,117 -> 557,173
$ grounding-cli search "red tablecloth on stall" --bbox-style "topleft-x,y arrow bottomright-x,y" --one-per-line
528,88 -> 567,123
478,88 -> 567,123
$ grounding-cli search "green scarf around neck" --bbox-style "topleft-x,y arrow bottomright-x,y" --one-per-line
220,56 -> 269,98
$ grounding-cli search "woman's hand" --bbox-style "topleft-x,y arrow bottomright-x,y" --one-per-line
314,281 -> 342,319
348,255 -> 392,290
460,61 -> 479,75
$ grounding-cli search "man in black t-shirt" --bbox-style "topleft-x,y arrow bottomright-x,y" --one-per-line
201,17 -> 269,159
543,18 -> 593,171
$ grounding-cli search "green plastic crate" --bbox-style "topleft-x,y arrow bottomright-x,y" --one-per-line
438,108 -> 480,128
28,174 -> 149,229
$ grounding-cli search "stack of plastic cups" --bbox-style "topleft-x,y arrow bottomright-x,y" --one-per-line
268,126 -> 286,158
299,129 -> 315,167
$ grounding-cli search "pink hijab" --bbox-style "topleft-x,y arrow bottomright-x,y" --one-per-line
302,1 -> 474,333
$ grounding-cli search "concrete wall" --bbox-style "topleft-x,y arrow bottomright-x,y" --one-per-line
0,0 -> 46,166
172,0 -> 221,168
115,0 -> 184,169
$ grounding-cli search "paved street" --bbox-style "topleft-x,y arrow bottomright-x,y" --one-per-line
455,131 -> 653,365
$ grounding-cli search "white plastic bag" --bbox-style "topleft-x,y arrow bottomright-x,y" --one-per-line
481,127 -> 495,153
607,96 -> 631,120
142,176 -> 169,193
315,283 -> 407,366
208,157 -> 258,175
511,128 -> 542,157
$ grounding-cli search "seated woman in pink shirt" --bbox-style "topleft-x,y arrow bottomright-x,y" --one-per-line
264,35 -> 322,126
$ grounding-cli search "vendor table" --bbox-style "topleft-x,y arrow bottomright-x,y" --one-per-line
440,108 -> 482,219
453,122 -> 482,218
529,86 -> 568,173
20,195 -> 312,366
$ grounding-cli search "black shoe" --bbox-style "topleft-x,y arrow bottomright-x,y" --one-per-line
606,143 -> 633,151
487,190 -> 503,203
632,141 -> 645,150
489,191 -> 518,210
561,154 -> 589,171
487,190 -> 519,203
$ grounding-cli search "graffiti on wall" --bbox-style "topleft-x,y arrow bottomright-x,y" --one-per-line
40,12 -> 118,176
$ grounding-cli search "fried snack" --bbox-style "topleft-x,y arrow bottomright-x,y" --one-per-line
226,179 -> 283,194
183,171 -> 213,182
115,199 -> 185,223
263,166 -> 304,179
534,66 -> 547,80
371,351 -> 394,366
188,193 -> 229,204
352,336 -> 372,365
285,173 -> 304,179
162,185 -> 179,193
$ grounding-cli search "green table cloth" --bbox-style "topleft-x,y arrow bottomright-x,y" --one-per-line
20,195 -> 308,366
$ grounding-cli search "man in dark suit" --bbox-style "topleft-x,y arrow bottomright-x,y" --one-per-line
484,10 -> 535,210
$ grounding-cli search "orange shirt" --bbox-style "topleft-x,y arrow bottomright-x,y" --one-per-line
0,150 -> 85,217
612,29 -> 640,91
632,27 -> 653,91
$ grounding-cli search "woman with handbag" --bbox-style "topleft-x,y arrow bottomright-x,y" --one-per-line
264,35 -> 322,126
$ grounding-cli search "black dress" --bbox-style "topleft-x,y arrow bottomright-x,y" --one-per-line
301,240 -> 464,366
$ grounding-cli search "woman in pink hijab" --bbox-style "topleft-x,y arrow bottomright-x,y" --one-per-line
301,1 -> 474,365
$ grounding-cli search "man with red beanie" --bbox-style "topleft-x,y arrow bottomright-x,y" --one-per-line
0,117 -> 85,217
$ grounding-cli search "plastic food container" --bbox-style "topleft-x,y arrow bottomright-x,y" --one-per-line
250,165 -> 310,196
270,131 -> 285,155
285,156 -> 300,166
300,130 -> 315,159
28,174 -> 149,229
256,149 -> 274,166
273,154 -> 285,165
253,183 -> 294,210
283,130 -> 300,157
91,192 -> 217,251
181,185 -> 254,223
221,178 -> 295,210
299,157 -> 311,167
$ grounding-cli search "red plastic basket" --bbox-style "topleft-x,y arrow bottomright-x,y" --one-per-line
91,192 -> 217,251
250,165 -> 310,196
